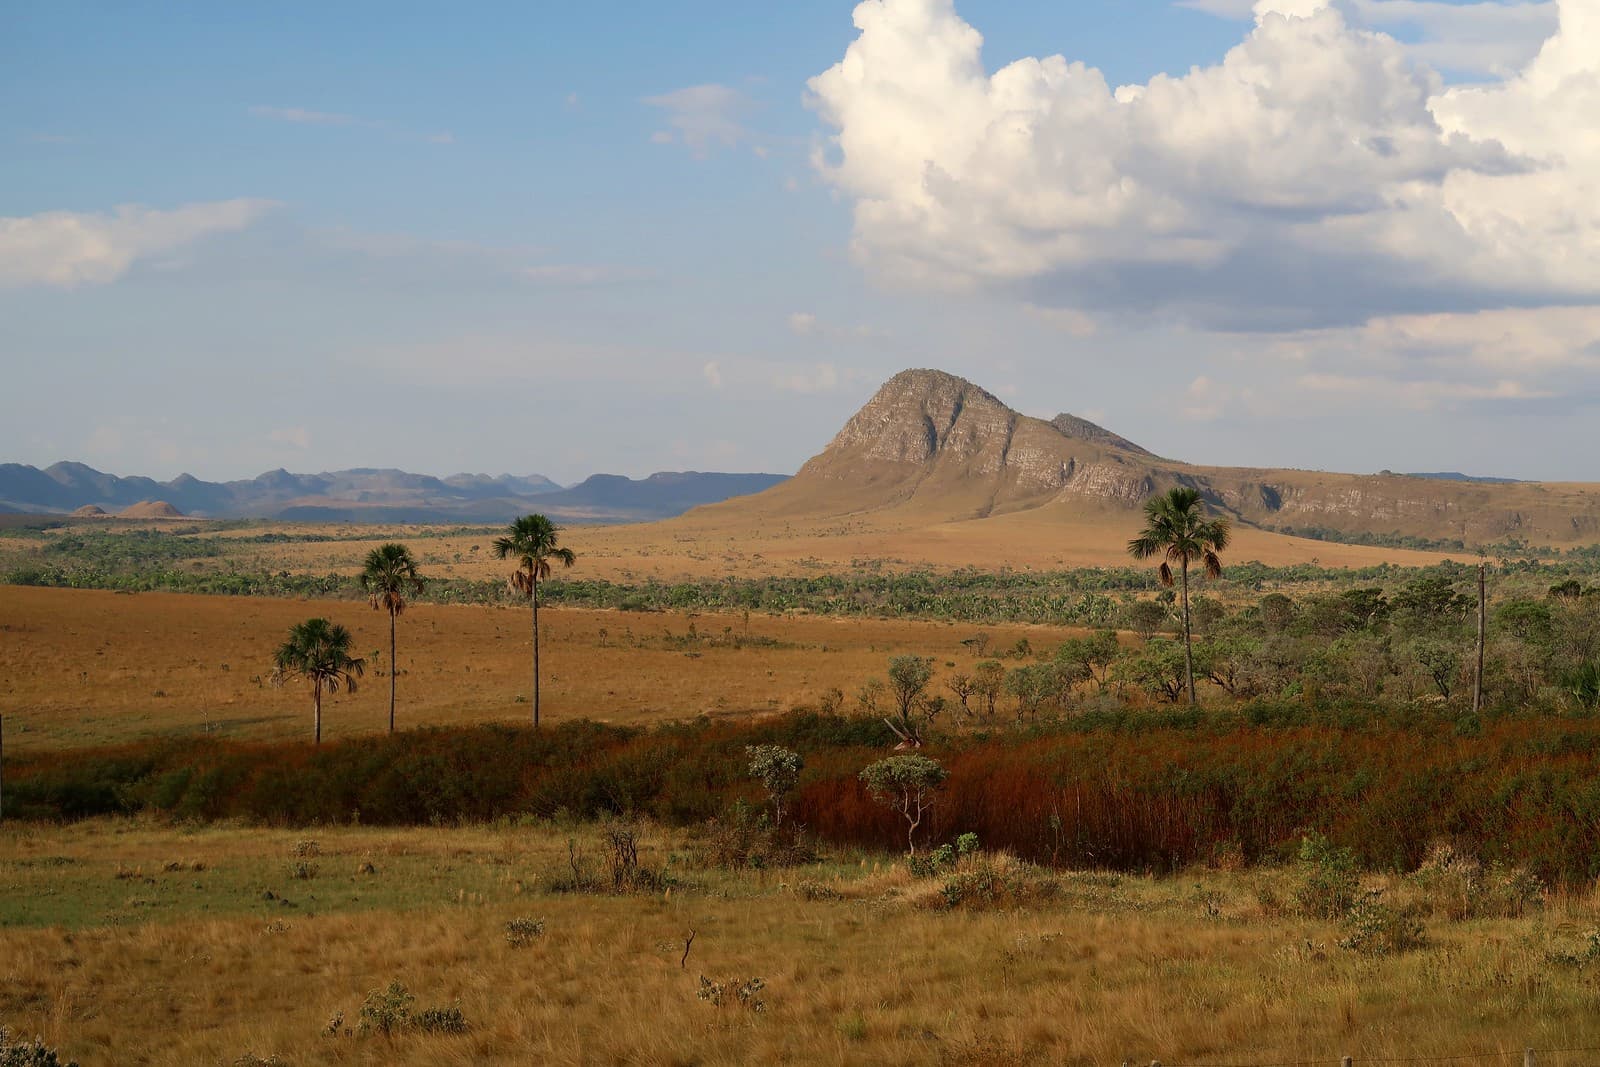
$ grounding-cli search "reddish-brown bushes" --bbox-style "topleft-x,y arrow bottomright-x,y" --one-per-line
11,707 -> 1600,886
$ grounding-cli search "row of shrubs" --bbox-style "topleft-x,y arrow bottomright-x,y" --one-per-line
10,707 -> 1600,886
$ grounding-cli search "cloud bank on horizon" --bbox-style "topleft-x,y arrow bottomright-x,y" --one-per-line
809,0 -> 1600,331
0,200 -> 276,288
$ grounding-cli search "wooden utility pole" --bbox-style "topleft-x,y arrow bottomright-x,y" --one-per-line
1,713 -> 5,823
1473,561 -> 1487,715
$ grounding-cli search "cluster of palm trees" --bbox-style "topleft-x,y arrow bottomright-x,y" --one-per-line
268,491 -> 1226,743
271,513 -> 576,744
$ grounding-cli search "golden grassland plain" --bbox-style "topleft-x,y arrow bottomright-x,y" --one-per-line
561,501 -> 1462,581
2,819 -> 1598,1066
0,503 -> 1460,587
263,504 -> 1460,582
0,586 -> 1085,753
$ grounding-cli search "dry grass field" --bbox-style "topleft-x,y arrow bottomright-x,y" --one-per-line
564,498 -> 1461,581
0,586 -> 1080,753
2,818 -> 1597,1066
0,497 -> 1459,587
177,503 -> 1460,583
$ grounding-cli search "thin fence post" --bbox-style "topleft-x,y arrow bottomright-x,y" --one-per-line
1342,1058 -> 1353,1067
1,712 -> 5,823
1525,1050 -> 1536,1067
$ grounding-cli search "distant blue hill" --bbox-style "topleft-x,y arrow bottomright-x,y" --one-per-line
0,462 -> 787,524
1393,471 -> 1524,485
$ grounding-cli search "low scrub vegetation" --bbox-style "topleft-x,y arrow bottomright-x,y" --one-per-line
12,707 -> 1600,887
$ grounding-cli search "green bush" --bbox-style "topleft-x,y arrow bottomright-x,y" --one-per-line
1339,891 -> 1426,957
1293,833 -> 1358,919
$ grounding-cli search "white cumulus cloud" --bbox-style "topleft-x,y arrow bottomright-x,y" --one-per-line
808,0 -> 1600,330
0,200 -> 276,287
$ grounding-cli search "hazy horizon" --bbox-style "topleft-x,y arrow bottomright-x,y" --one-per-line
5,0 -> 1598,485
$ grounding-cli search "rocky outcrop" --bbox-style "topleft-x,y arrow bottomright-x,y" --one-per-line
745,368 -> 1600,548
119,500 -> 184,519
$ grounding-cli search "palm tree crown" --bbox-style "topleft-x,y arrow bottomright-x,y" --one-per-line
493,514 -> 577,728
360,543 -> 423,735
1127,487 -> 1231,583
493,514 -> 576,595
361,543 -> 422,617
273,617 -> 365,744
1127,487 -> 1231,705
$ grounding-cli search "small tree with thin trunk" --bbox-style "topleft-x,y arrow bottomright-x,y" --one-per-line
359,543 -> 423,735
972,660 -> 1005,719
745,744 -> 804,828
493,514 -> 577,729
859,754 -> 948,856
945,672 -> 976,717
1127,487 -> 1231,706
887,655 -> 933,729
272,618 -> 364,745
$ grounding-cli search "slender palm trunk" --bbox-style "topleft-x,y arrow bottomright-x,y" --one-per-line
532,578 -> 541,730
1180,557 -> 1196,706
313,682 -> 322,745
388,610 -> 397,734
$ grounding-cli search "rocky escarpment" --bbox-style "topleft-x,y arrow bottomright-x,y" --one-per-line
742,368 -> 1600,547
797,370 -> 1151,512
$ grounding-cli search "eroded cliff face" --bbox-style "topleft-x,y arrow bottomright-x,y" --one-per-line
800,370 -> 1144,509
806,370 -> 1016,472
774,368 -> 1600,545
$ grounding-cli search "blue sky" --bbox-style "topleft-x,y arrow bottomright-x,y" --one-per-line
3,0 -> 1596,484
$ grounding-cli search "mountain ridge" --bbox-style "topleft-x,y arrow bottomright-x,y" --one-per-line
683,368 -> 1600,548
0,462 -> 786,525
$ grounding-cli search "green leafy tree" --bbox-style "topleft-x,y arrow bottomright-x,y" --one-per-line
745,744 -> 804,827
272,618 -> 365,745
1116,638 -> 1190,703
1392,576 -> 1473,636
1127,487 -> 1232,705
1122,599 -> 1169,639
1004,664 -> 1053,720
859,754 -> 948,855
1054,629 -> 1120,693
1199,633 -> 1260,698
1259,593 -> 1299,634
887,655 -> 933,730
359,543 -> 423,734
1410,637 -> 1462,700
493,514 -> 577,728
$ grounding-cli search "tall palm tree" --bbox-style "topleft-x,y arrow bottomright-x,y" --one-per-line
360,543 -> 424,734
493,514 -> 577,728
273,618 -> 365,744
1127,486 -> 1231,706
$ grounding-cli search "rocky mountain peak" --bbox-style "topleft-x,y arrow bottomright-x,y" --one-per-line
817,368 -> 1017,468
1049,413 -> 1155,458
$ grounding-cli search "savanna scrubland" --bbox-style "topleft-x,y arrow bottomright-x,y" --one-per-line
5,516 -> 1600,1064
